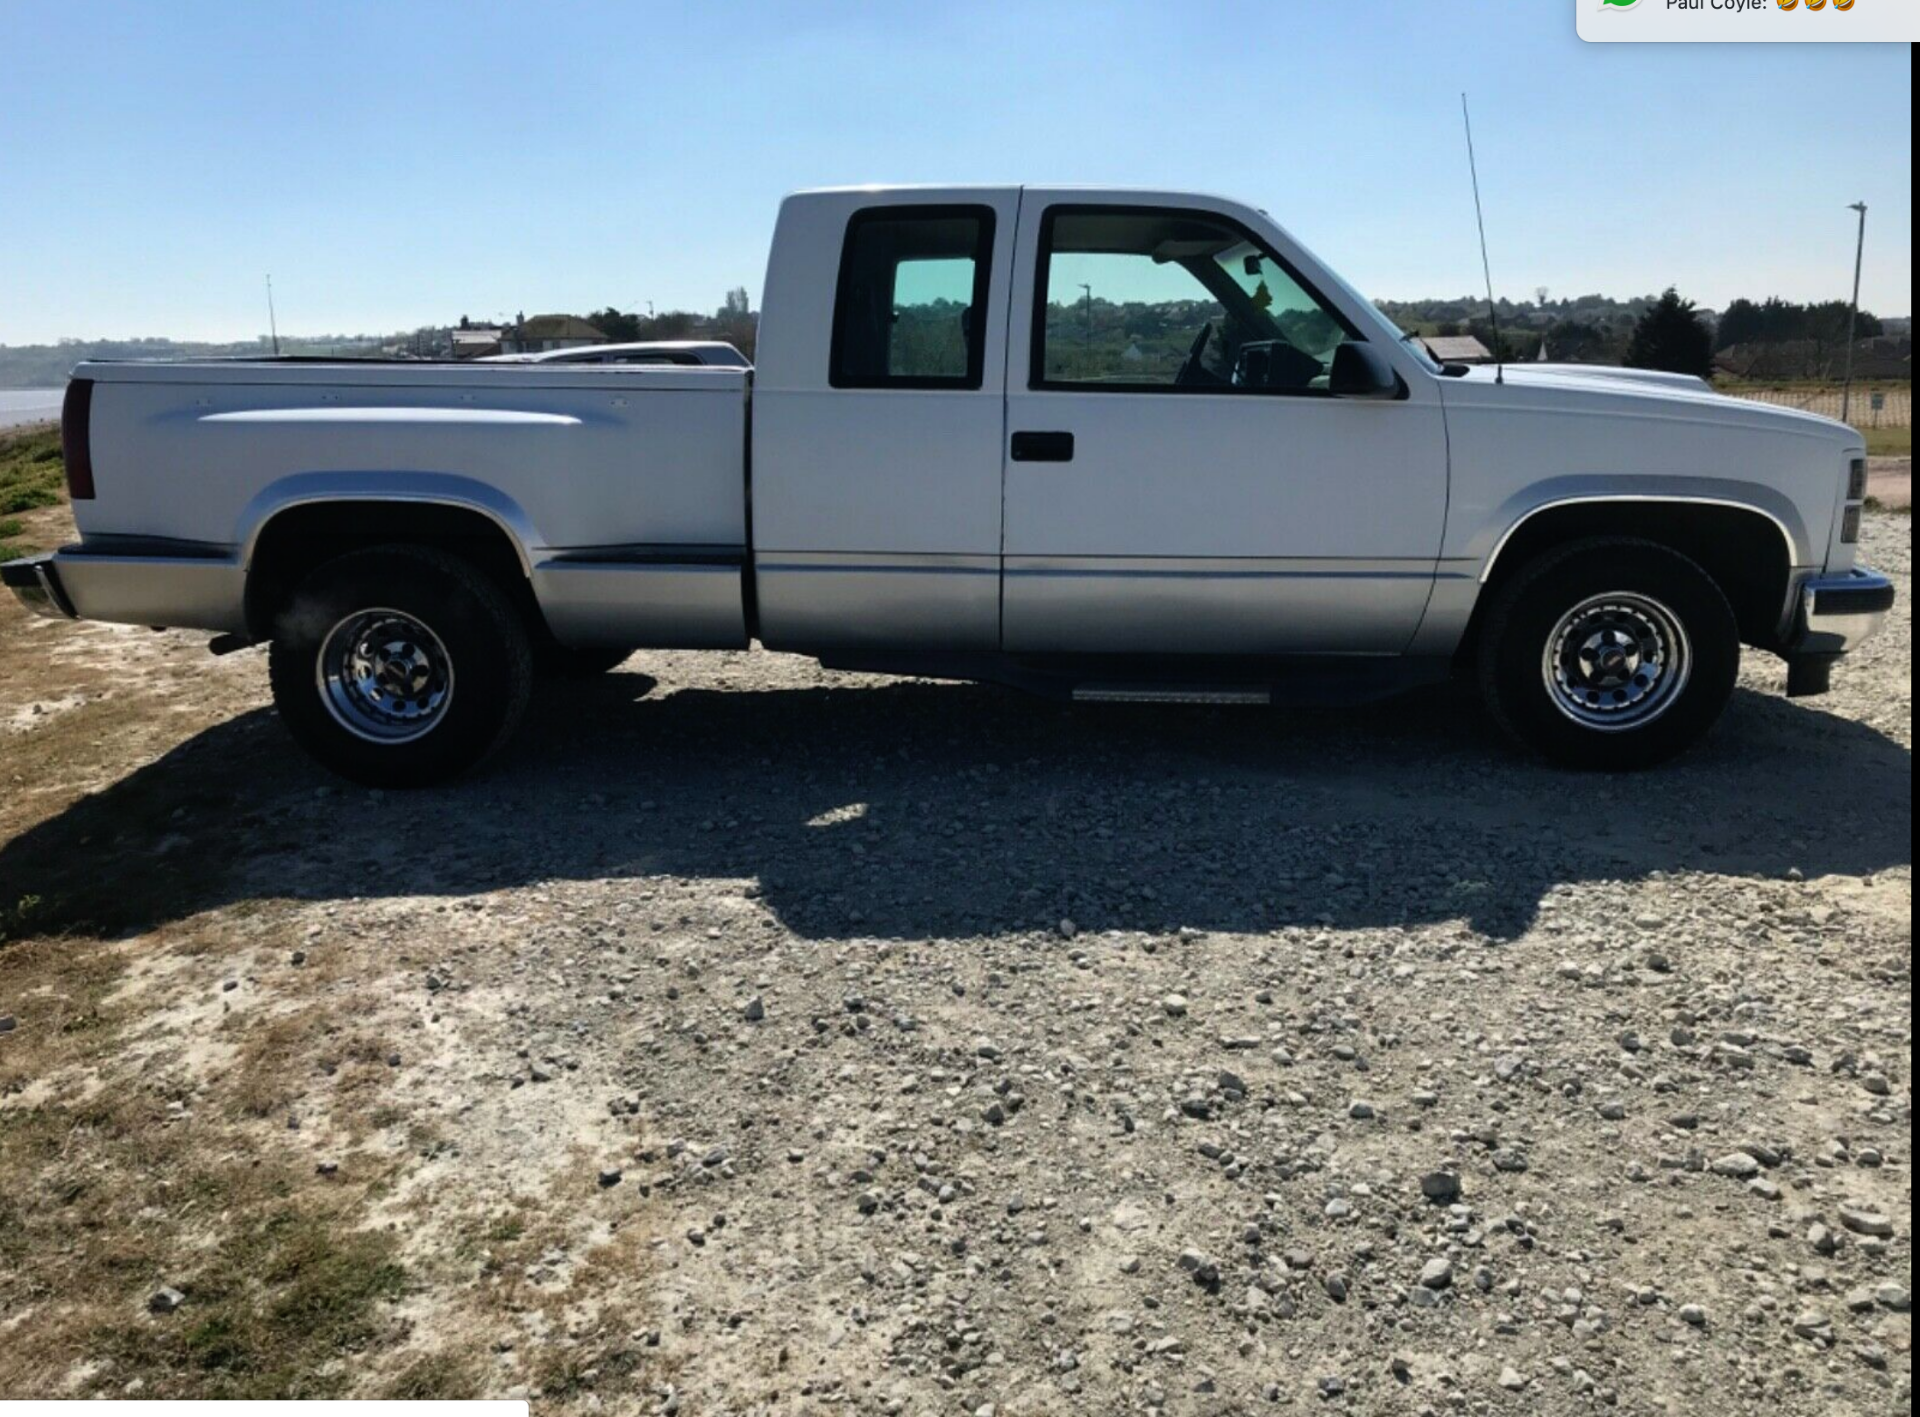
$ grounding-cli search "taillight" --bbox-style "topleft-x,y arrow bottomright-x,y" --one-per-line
1848,457 -> 1868,501
61,378 -> 96,500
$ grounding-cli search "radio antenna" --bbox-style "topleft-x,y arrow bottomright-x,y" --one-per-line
1460,94 -> 1504,384
265,274 -> 281,357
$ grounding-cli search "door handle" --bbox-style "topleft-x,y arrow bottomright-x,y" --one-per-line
1010,430 -> 1075,462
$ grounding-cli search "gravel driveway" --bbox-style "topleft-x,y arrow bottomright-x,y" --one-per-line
0,516 -> 1909,1414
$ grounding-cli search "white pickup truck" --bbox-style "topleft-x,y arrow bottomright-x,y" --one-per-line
5,185 -> 1893,785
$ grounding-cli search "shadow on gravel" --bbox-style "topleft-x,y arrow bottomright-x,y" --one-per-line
3,672 -> 1910,944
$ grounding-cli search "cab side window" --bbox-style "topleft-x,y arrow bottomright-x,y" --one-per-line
1033,207 -> 1356,393
831,206 -> 994,389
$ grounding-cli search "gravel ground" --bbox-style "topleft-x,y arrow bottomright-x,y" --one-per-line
0,515 -> 1910,1414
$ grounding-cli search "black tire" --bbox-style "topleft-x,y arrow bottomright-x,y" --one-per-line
267,545 -> 533,787
535,643 -> 635,678
1477,537 -> 1740,770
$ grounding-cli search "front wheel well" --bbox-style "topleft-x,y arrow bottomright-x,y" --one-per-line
1460,501 -> 1795,663
244,500 -> 537,641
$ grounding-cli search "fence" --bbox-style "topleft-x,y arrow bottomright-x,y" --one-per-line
1729,386 -> 1911,429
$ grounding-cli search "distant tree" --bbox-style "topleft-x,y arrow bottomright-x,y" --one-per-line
1467,319 -> 1535,363
1715,298 -> 1762,351
1542,317 -> 1616,364
640,310 -> 697,341
714,287 -> 758,358
587,307 -> 644,342
1625,288 -> 1713,378
1715,296 -> 1882,366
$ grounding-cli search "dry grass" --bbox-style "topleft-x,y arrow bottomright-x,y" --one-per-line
0,923 -> 430,1399
220,997 -> 401,1133
0,1070 -> 414,1397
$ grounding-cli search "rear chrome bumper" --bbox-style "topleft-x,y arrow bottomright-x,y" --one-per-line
2,548 -> 247,632
1794,567 -> 1897,655
1,554 -> 76,619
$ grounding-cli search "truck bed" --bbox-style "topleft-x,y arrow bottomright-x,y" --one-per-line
75,359 -> 751,555
61,358 -> 754,647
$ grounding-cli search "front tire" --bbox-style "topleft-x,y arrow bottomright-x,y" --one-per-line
1478,538 -> 1739,770
268,545 -> 533,787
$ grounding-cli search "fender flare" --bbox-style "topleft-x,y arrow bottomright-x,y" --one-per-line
1472,478 -> 1810,585
234,471 -> 546,577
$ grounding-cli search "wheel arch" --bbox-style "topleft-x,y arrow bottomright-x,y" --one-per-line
1459,497 -> 1800,662
242,489 -> 542,641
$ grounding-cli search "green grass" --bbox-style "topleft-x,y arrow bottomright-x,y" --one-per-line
0,427 -> 66,558
0,426 -> 65,515
1864,426 -> 1911,458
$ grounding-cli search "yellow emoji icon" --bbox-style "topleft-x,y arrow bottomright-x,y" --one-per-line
1833,0 -> 1853,8
1777,0 -> 1797,9
1805,0 -> 1826,9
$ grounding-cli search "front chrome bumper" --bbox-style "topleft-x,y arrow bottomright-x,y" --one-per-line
1795,567 -> 1897,655
1780,566 -> 1897,697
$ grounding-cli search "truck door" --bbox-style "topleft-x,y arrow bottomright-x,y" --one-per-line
999,200 -> 1449,655
751,192 -> 1017,653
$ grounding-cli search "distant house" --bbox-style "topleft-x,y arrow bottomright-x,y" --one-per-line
450,327 -> 505,359
512,314 -> 605,353
1414,334 -> 1493,364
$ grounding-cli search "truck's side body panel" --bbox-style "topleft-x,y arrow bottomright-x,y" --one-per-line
999,190 -> 1450,655
1436,371 -> 1839,572
750,188 -> 1020,652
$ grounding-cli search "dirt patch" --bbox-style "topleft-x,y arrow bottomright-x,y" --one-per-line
1867,457 -> 1911,512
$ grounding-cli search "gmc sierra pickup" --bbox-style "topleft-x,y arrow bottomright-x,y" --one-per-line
4,185 -> 1894,785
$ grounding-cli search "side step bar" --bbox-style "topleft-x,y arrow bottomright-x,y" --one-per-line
1072,684 -> 1272,705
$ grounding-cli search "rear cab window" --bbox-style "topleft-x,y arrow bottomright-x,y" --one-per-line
830,206 -> 995,389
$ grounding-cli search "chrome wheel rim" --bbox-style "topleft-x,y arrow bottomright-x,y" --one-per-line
1542,592 -> 1691,732
317,608 -> 455,744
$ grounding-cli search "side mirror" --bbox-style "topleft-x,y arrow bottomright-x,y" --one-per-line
1328,341 -> 1401,400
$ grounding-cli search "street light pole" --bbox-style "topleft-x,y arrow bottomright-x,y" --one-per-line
1841,201 -> 1866,426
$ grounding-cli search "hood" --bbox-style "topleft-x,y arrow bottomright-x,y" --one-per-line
1444,363 -> 1859,443
1526,363 -> 1711,394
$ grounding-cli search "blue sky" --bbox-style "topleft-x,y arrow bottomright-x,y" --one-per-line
1,1 -> 1909,343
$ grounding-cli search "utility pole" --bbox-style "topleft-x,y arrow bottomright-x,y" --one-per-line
1841,202 -> 1866,426
265,274 -> 281,356
1079,283 -> 1093,348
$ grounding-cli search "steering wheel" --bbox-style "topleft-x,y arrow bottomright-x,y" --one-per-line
1175,321 -> 1213,386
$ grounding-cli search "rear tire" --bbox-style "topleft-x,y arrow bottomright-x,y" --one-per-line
267,545 -> 532,787
1477,538 -> 1739,770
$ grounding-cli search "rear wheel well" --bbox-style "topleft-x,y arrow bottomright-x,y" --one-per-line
245,501 -> 536,641
1461,502 -> 1794,663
